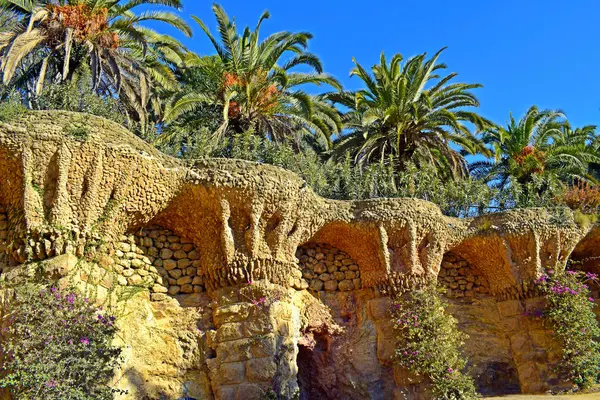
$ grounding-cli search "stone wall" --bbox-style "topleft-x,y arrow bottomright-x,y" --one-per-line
1,111 -> 600,399
438,252 -> 490,298
114,225 -> 205,299
0,210 -> 8,269
297,243 -> 362,292
206,284 -> 301,399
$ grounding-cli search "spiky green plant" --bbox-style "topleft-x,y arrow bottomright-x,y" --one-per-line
472,106 -> 600,188
163,4 -> 342,147
0,0 -> 191,125
328,48 -> 491,178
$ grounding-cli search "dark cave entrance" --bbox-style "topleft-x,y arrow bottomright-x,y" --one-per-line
296,332 -> 336,400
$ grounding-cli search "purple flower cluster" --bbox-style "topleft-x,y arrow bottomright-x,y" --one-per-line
396,311 -> 420,328
66,293 -> 76,305
44,380 -> 58,388
586,272 -> 598,281
550,283 -> 580,296
97,314 -> 115,326
252,297 -> 266,306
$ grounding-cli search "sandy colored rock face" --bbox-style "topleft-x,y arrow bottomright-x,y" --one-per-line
0,111 -> 599,398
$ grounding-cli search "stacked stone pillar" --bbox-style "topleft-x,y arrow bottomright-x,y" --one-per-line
207,283 -> 301,400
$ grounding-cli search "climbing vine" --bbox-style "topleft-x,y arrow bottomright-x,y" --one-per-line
391,284 -> 478,399
533,270 -> 600,388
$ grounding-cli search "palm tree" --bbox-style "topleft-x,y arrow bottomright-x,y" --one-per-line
328,48 -> 491,178
163,4 -> 342,146
0,0 -> 191,124
471,106 -> 600,188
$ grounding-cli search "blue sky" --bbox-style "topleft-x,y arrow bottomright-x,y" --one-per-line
166,0 -> 599,129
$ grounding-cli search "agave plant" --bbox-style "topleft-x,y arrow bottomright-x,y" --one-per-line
328,48 -> 491,178
471,106 -> 600,188
0,0 -> 190,123
163,4 -> 342,146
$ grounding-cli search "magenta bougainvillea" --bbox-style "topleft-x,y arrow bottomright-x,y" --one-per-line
0,285 -> 124,399
533,270 -> 600,388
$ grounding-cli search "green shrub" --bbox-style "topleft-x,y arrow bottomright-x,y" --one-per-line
63,123 -> 90,141
34,65 -> 126,126
391,285 -> 478,399
533,270 -> 600,388
0,284 -> 124,399
0,92 -> 27,122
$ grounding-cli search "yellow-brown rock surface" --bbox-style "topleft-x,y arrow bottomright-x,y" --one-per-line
0,111 -> 598,399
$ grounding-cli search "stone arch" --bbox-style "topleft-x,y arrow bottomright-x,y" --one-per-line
437,252 -> 490,299
296,242 -> 362,293
113,224 -> 206,305
300,221 -> 384,287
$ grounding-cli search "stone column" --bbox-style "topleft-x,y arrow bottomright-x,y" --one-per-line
497,297 -> 567,393
207,282 -> 301,400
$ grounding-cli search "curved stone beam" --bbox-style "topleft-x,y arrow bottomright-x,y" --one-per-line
571,225 -> 600,273
0,112 -> 594,295
0,112 -> 186,260
447,209 -> 588,297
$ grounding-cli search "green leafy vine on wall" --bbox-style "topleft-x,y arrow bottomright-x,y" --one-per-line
390,284 -> 479,399
532,270 -> 600,389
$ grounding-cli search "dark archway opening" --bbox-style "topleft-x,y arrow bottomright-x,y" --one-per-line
297,333 -> 338,400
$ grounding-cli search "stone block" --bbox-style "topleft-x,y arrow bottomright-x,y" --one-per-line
217,339 -> 252,363
376,321 -> 396,363
168,285 -> 181,295
497,300 -> 524,317
167,235 -> 180,243
250,334 -> 277,358
181,284 -> 194,294
177,276 -> 192,285
178,258 -> 191,269
369,297 -> 391,321
244,318 -> 273,336
510,331 -> 532,362
215,385 -> 237,400
150,293 -> 168,302
324,280 -> 338,291
338,279 -> 354,291
151,284 -> 168,293
309,279 -> 323,291
214,304 -> 251,325
529,329 -> 552,349
333,271 -> 345,281
163,259 -> 177,271
235,384 -> 267,400
159,248 -> 173,260
192,276 -> 203,285
127,274 -> 143,285
174,250 -> 187,259
168,269 -> 182,279
218,322 -> 245,342
246,357 -> 277,382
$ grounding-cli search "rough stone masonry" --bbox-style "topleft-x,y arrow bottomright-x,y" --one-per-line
0,111 -> 599,399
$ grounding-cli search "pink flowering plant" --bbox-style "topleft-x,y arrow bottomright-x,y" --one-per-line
391,285 -> 478,399
0,284 -> 124,399
534,269 -> 600,388
240,279 -> 284,309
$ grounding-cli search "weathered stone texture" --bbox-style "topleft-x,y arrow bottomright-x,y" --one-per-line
0,111 -> 599,398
